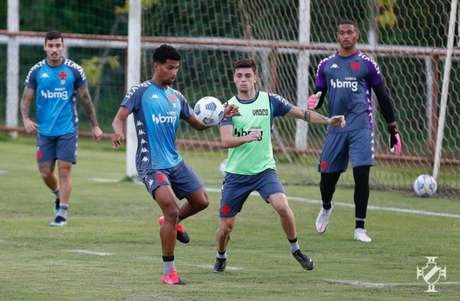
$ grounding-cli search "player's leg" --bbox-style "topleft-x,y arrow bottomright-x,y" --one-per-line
267,192 -> 314,271
316,133 -> 347,233
49,133 -> 77,227
258,169 -> 314,270
213,172 -> 251,272
36,134 -> 60,212
214,217 -> 235,272
165,161 -> 209,244
154,184 -> 185,285
349,128 -> 375,242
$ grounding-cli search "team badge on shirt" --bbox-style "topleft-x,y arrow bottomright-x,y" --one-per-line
58,71 -> 67,85
168,94 -> 177,107
351,61 -> 360,71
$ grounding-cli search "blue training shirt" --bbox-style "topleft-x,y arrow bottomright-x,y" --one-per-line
221,91 -> 293,127
315,51 -> 383,133
25,59 -> 86,136
120,80 -> 193,174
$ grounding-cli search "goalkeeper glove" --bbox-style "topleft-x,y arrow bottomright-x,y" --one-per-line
388,124 -> 402,155
307,92 -> 322,110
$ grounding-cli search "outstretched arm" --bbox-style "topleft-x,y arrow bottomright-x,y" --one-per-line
77,85 -> 103,141
20,87 -> 38,133
286,106 -> 345,127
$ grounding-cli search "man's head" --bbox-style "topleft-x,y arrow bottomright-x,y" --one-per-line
152,44 -> 181,86
336,19 -> 360,51
233,58 -> 257,94
44,31 -> 64,65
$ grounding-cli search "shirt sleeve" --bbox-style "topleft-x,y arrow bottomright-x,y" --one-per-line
365,59 -> 383,87
24,67 -> 38,89
269,93 -> 293,117
314,60 -> 327,91
120,85 -> 142,113
175,91 -> 193,120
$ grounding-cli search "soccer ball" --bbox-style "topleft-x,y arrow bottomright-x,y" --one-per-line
413,174 -> 437,197
194,96 -> 224,126
219,159 -> 227,177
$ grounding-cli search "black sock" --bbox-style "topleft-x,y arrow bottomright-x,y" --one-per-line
320,172 -> 341,209
353,166 -> 370,225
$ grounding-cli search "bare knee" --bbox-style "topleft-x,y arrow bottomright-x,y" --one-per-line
219,219 -> 235,236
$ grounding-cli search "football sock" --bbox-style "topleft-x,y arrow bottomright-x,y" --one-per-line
52,189 -> 59,199
353,166 -> 370,223
162,256 -> 175,274
57,204 -> 68,219
355,219 -> 365,229
288,238 -> 300,253
320,172 -> 341,210
216,250 -> 227,259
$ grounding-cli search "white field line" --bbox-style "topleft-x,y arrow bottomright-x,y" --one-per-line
88,182 -> 460,219
67,249 -> 113,256
0,170 -> 7,175
90,178 -> 119,183
195,264 -> 242,271
324,279 -> 460,288
205,187 -> 460,219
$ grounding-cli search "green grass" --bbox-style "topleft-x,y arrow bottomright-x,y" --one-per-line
0,136 -> 459,301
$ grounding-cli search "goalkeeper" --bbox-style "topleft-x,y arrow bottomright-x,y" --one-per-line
308,19 -> 402,242
212,58 -> 345,273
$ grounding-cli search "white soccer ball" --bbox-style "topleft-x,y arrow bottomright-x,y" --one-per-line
219,159 -> 227,177
194,96 -> 224,126
413,174 -> 437,197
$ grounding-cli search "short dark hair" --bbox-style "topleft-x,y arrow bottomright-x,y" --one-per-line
45,31 -> 63,43
153,44 -> 181,63
337,19 -> 359,31
233,58 -> 257,72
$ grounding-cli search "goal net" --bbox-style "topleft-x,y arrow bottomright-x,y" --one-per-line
0,0 -> 458,197
140,0 -> 460,196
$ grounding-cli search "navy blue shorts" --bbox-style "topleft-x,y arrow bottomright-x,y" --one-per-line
219,168 -> 284,218
36,133 -> 78,164
319,128 -> 375,173
141,160 -> 203,200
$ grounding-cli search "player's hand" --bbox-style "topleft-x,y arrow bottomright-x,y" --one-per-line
328,115 -> 346,128
388,124 -> 402,155
307,92 -> 322,110
92,126 -> 104,142
223,103 -> 240,118
23,118 -> 38,133
246,129 -> 262,142
112,132 -> 125,148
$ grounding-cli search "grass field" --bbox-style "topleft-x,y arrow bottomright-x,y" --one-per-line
0,135 -> 459,301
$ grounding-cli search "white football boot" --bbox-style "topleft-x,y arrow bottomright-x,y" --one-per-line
315,203 -> 333,233
353,228 -> 372,242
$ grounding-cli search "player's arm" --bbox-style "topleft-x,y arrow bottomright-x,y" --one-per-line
77,85 -> 103,141
307,89 -> 327,110
20,87 -> 38,133
111,106 -> 130,148
220,124 -> 261,148
286,106 -> 345,127
373,82 -> 402,154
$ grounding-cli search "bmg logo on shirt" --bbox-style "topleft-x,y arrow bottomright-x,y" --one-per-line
40,89 -> 69,100
330,78 -> 358,92
151,113 -> 177,124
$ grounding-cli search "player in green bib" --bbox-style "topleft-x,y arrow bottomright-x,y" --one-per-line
213,59 -> 345,272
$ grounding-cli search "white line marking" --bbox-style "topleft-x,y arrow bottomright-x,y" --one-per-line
0,170 -> 7,175
68,249 -> 113,256
90,178 -> 119,183
195,264 -> 242,271
205,188 -> 460,219
324,279 -> 460,288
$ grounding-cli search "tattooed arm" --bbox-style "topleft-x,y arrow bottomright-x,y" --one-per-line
20,87 -> 38,133
77,85 -> 103,141
286,105 -> 345,127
